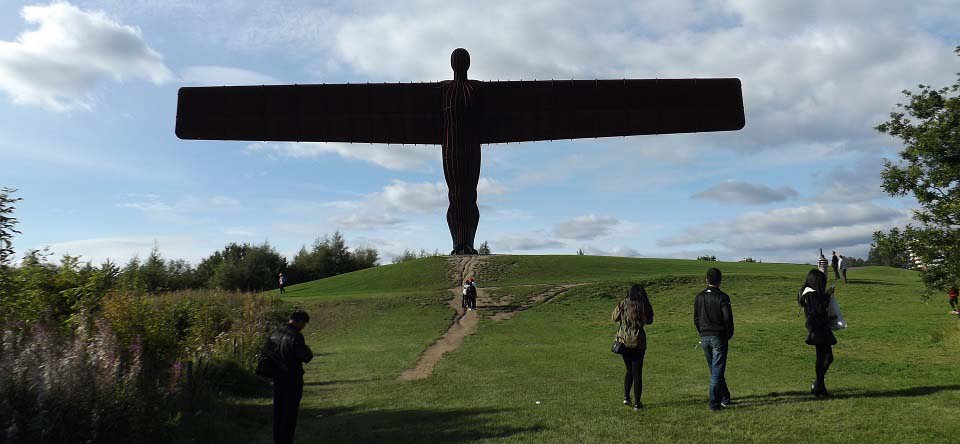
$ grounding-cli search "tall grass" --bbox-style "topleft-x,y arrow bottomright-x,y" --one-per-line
0,290 -> 288,444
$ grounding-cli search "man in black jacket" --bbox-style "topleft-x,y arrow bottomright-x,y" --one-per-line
694,268 -> 734,411
259,310 -> 314,444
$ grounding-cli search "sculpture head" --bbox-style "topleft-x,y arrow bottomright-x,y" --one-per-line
451,48 -> 470,80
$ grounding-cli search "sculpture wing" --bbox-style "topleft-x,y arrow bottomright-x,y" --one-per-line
175,83 -> 443,144
478,78 -> 744,144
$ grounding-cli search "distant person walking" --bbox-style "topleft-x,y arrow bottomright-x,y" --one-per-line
817,250 -> 829,277
949,286 -> 958,314
694,268 -> 734,411
462,277 -> 477,311
831,251 -> 840,280
278,272 -> 287,294
612,284 -> 654,410
257,310 -> 314,444
798,270 -> 837,398
839,255 -> 848,283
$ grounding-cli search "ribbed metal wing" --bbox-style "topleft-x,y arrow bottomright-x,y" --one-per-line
175,83 -> 444,144
477,78 -> 744,144
175,78 -> 744,145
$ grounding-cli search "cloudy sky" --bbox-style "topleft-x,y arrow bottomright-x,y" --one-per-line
2,0 -> 958,265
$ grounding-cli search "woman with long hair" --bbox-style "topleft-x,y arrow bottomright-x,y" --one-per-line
798,269 -> 837,397
612,284 -> 654,409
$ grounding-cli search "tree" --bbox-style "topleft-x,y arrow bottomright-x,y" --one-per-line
288,232 -> 380,283
867,228 -> 912,268
0,188 -> 22,294
875,46 -> 960,291
0,188 -> 22,266
351,246 -> 380,269
201,242 -> 287,291
477,241 -> 491,255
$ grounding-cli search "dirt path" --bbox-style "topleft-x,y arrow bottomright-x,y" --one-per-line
398,257 -> 586,381
399,256 -> 482,381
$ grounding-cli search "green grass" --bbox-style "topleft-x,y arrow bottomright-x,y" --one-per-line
274,256 -> 453,300
211,256 -> 960,443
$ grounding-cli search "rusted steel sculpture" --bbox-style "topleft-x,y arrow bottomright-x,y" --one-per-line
176,48 -> 745,254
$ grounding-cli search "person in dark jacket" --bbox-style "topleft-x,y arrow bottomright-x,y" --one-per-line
694,267 -> 734,411
798,269 -> 837,398
830,251 -> 840,280
260,310 -> 314,444
612,284 -> 654,410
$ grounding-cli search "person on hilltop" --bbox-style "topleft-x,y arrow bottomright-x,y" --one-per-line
831,251 -> 840,280
797,270 -> 837,398
278,272 -> 287,295
256,310 -> 314,444
694,267 -> 734,411
611,284 -> 655,410
949,286 -> 958,314
839,254 -> 849,284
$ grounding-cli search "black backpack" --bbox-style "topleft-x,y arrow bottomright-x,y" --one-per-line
255,331 -> 289,378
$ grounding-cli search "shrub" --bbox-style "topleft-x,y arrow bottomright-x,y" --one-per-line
1,290 -> 287,444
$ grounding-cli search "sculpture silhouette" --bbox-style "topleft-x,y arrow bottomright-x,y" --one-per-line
176,48 -> 745,255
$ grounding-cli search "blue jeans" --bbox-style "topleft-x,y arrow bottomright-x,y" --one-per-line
701,335 -> 731,409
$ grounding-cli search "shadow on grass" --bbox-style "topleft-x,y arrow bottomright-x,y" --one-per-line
302,378 -> 371,387
731,384 -> 960,408
294,406 -> 542,444
842,279 -> 901,286
176,402 -> 541,444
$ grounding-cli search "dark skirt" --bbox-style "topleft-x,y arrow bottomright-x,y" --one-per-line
805,325 -> 837,346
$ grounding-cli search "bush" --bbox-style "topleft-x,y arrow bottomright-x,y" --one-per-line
392,248 -> 442,264
1,317 -> 158,443
1,290 -> 287,444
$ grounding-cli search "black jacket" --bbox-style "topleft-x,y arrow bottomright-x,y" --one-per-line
800,287 -> 837,346
694,286 -> 734,339
261,324 -> 313,379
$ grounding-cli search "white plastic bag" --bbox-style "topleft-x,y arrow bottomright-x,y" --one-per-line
827,295 -> 847,330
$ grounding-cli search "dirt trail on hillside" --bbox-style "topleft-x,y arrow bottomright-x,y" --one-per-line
398,257 -> 584,381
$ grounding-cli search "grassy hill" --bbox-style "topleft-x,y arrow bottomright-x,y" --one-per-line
208,255 -> 960,444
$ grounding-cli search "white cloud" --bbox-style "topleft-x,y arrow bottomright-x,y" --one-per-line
554,215 -> 620,240
494,236 -> 565,251
330,213 -> 403,229
247,142 -> 440,172
329,178 -> 511,229
814,156 -> 889,203
581,246 -> 644,258
376,180 -> 447,213
0,2 -> 174,111
659,203 -> 909,253
692,180 -> 799,204
117,194 -> 242,223
223,227 -> 257,237
324,0 -> 957,159
180,65 -> 280,85
40,235 -> 212,264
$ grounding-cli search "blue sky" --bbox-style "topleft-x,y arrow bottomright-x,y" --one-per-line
1,0 -> 958,265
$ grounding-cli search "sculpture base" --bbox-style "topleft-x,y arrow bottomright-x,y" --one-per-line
451,246 -> 479,255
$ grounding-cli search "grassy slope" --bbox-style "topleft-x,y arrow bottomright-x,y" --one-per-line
274,256 -> 453,300
228,256 -> 960,443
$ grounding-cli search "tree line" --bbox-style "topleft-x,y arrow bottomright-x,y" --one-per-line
0,189 -> 380,321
